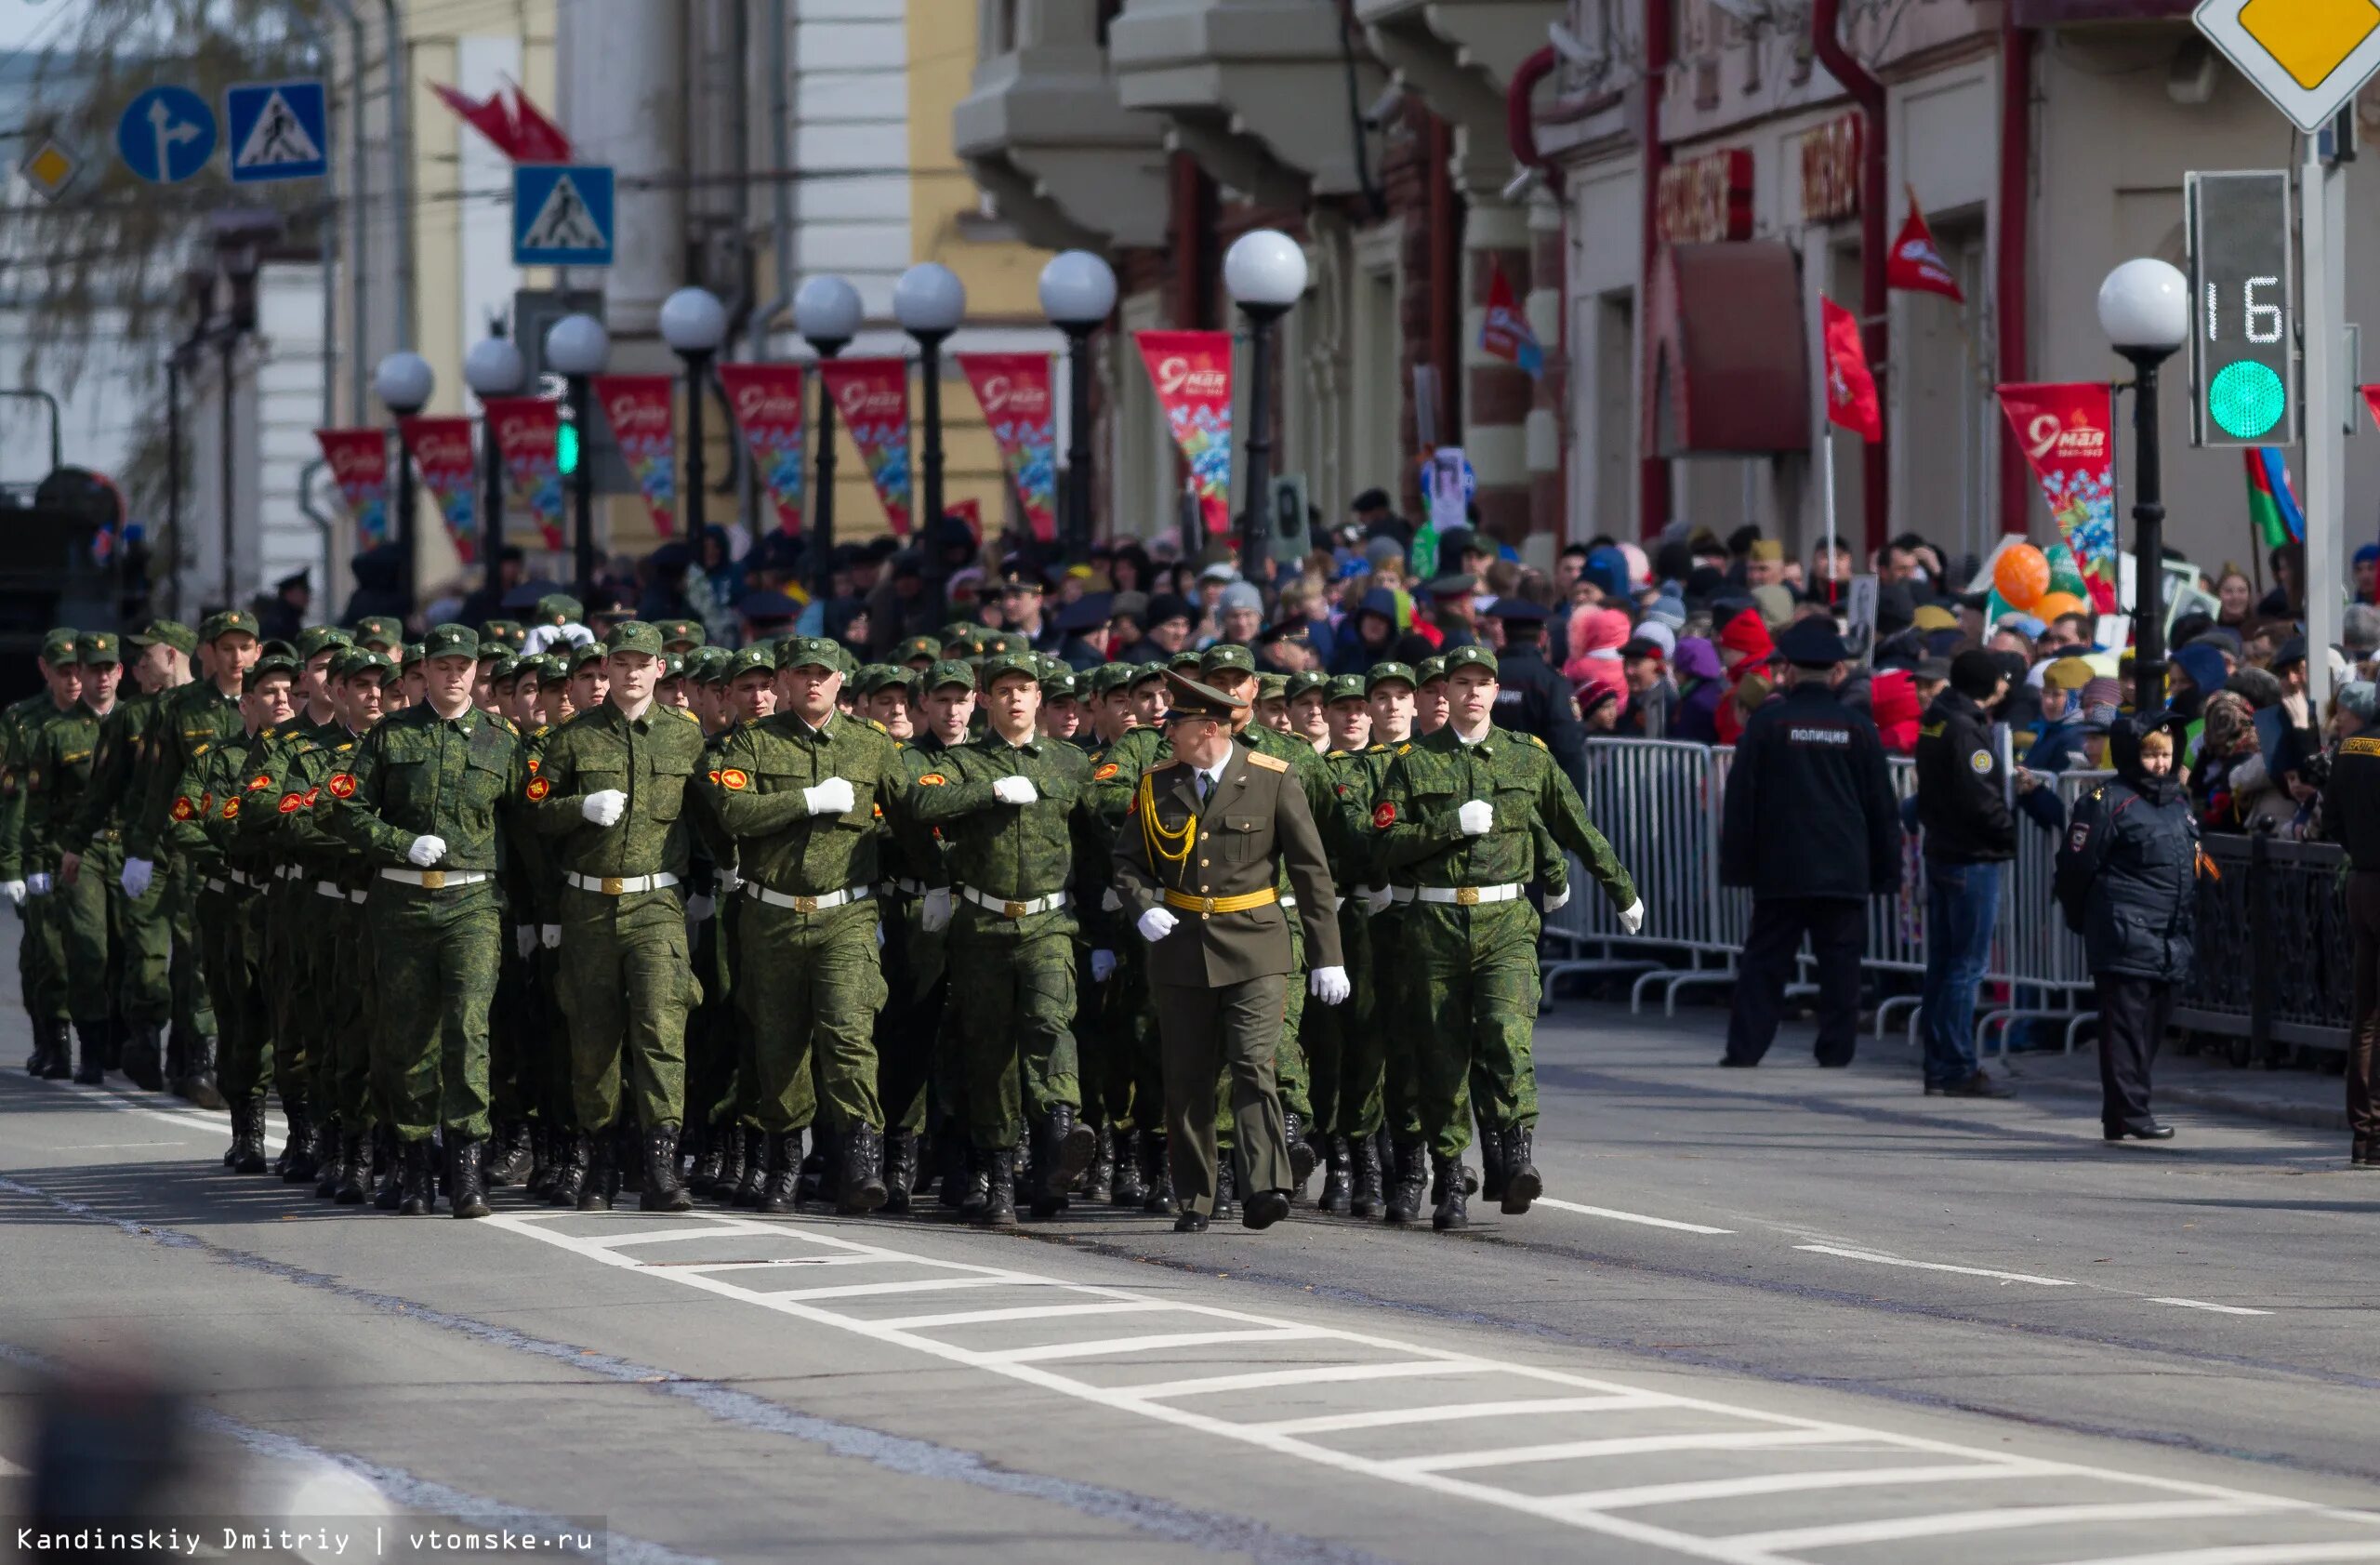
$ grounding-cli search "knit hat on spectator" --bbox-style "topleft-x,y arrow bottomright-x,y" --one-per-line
1716,606 -> 1774,666
2339,681 -> 2379,723
1218,581 -> 1263,616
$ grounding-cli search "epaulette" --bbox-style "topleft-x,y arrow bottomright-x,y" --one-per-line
866,717 -> 888,734
1247,750 -> 1289,773
1326,749 -> 1348,760
532,724 -> 550,738
1366,742 -> 1388,753
1527,734 -> 1547,749
1395,743 -> 1413,755
1151,758 -> 1186,773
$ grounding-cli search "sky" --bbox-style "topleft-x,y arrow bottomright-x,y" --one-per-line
0,1 -> 85,52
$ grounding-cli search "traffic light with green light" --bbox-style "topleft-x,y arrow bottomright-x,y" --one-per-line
2187,170 -> 2296,449
557,412 -> 579,477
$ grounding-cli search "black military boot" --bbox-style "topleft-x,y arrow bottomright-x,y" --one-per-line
1110,1128 -> 1145,1208
397,1138 -> 435,1216
1348,1135 -> 1384,1218
707,1123 -> 744,1200
838,1123 -> 888,1214
1383,1138 -> 1427,1225
580,1130 -> 623,1212
373,1126 -> 406,1210
880,1130 -> 919,1215
1319,1135 -> 1353,1214
120,1022 -> 165,1092
1500,1124 -> 1541,1215
759,1132 -> 802,1214
314,1117 -> 346,1198
1283,1109 -> 1316,1197
525,1127 -> 558,1198
959,1145 -> 990,1219
733,1127 -> 773,1208
1214,1154 -> 1238,1217
1431,1154 -> 1469,1231
1140,1133 -> 1175,1215
1085,1124 -> 1115,1204
641,1123 -> 694,1213
71,1024 -> 103,1085
687,1124 -> 725,1198
1477,1122 -> 1508,1203
178,1033 -> 224,1107
230,1101 -> 270,1174
975,1147 -> 1018,1228
798,1134 -> 829,1206
548,1133 -> 589,1207
281,1101 -> 318,1183
448,1137 -> 492,1219
334,1130 -> 370,1204
613,1121 -> 643,1195
487,1121 -> 534,1187
934,1123 -> 970,1209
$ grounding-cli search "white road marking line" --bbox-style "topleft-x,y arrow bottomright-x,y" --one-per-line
1389,1428 -> 1866,1475
768,1276 -> 1008,1303
669,1254 -> 890,1273
875,1301 -> 1174,1332
1548,1461 -> 2057,1512
488,1209 -> 2380,1565
1721,1500 -> 2299,1553
1534,1199 -> 1735,1234
1794,1244 -> 2077,1287
1253,1395 -> 1666,1437
2036,1548 -> 2380,1565
592,1227 -> 756,1248
2151,1297 -> 2274,1317
983,1326 -> 1324,1365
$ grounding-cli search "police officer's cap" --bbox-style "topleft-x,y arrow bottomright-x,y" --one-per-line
534,592 -> 585,626
1366,661 -> 1418,694
420,623 -> 482,662
1158,670 -> 1241,723
128,619 -> 198,656
244,654 -> 299,692
777,635 -> 843,674
979,650 -> 1041,689
1776,618 -> 1851,669
998,561 -> 1050,594
602,620 -> 667,658
75,631 -> 119,667
1198,643 -> 1258,680
200,609 -> 261,643
1425,573 -> 1477,599
1440,644 -> 1499,678
722,645 -> 774,682
923,658 -> 976,694
1485,597 -> 1550,625
296,625 -> 353,661
1284,670 -> 1330,703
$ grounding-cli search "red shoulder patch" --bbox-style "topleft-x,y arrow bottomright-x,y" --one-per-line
276,792 -> 306,815
1093,762 -> 1119,781
526,757 -> 541,775
247,774 -> 273,791
915,773 -> 945,787
221,798 -> 241,819
170,796 -> 195,821
524,776 -> 551,802
1372,801 -> 1396,830
326,773 -> 356,799
719,768 -> 749,791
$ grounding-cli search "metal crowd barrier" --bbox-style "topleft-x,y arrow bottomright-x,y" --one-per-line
1540,737 -> 2106,1055
2174,833 -> 2354,1063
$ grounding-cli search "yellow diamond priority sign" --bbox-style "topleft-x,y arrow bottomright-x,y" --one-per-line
2198,0 -> 2380,132
17,139 -> 75,202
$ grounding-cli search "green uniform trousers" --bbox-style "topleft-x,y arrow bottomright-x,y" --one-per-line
165,862 -> 216,1046
875,891 -> 945,1138
308,888 -> 374,1130
684,902 -> 739,1132
1159,974 -> 1292,1219
57,841 -> 126,1027
557,884 -> 696,1133
117,847 -> 173,1027
1409,901 -> 1542,1159
19,891 -> 67,1024
1304,899 -> 1382,1139
200,888 -> 270,1107
260,880 -> 314,1108
736,895 -> 884,1134
367,878 -> 500,1142
946,902 -> 1078,1150
1372,906 -> 1424,1142
1103,943 -> 1160,1133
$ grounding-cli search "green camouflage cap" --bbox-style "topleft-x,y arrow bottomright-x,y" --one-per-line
1087,662 -> 1139,696
1366,660 -> 1419,693
483,618 -> 526,649
659,652 -> 685,679
1167,650 -> 1204,674
484,653 -> 521,683
688,646 -> 733,684
979,632 -> 1025,658
938,621 -> 978,645
601,619 -> 667,657
850,662 -> 893,696
534,592 -> 584,625
568,640 -> 608,672
400,642 -> 425,670
876,664 -> 919,696
1416,655 -> 1449,685
1325,674 -> 1368,704
350,616 -> 403,650
128,619 -> 198,655
38,627 -> 79,662
296,625 -> 353,661
1198,643 -> 1257,679
922,658 -> 975,693
1045,668 -> 1081,700
979,650 -> 1041,688
1255,671 -> 1288,700
333,647 -> 396,682
655,617 -> 705,649
535,656 -> 571,686
1131,661 -> 1170,688
244,654 -> 299,692
1441,644 -> 1498,678
200,609 -> 261,643
1284,670 -> 1330,703
895,635 -> 943,665
75,631 -> 121,667
420,622 -> 481,661
723,645 -> 776,682
776,635 -> 843,673
261,639 -> 298,661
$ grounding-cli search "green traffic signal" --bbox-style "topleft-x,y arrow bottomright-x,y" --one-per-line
2208,360 -> 2286,441
557,418 -> 579,476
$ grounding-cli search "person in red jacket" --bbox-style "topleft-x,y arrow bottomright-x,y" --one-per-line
1714,608 -> 1775,746
1870,667 -> 1922,755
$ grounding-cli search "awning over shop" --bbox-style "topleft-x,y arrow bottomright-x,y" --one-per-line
1643,241 -> 1811,458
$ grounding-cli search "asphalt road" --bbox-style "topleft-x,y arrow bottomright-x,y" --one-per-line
7,988 -> 2380,1565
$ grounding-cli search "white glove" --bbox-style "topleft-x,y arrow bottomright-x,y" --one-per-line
1101,887 -> 1123,912
1136,906 -> 1177,943
992,775 -> 1039,806
1619,897 -> 1645,935
540,924 -> 561,950
406,835 -> 447,868
514,925 -> 537,959
25,873 -> 51,896
1309,965 -> 1351,1005
581,789 -> 628,828
802,777 -> 855,817
686,894 -> 715,922
1545,886 -> 1570,913
2,881 -> 23,908
1359,884 -> 1393,916
719,867 -> 743,896
120,857 -> 153,898
1457,800 -> 1494,836
920,886 -> 952,933
1091,948 -> 1117,983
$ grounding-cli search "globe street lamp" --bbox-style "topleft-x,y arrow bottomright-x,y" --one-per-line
463,329 -> 525,608
894,261 -> 966,602
1039,250 -> 1117,564
796,275 -> 863,606
1223,230 -> 1307,578
661,285 -> 729,547
373,351 -> 434,621
543,312 -> 610,602
2097,258 -> 2189,712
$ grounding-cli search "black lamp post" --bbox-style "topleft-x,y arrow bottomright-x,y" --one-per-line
2097,259 -> 2189,713
373,351 -> 433,621
795,275 -> 863,606
463,329 -> 525,610
1039,249 -> 1117,562
1223,230 -> 1308,579
662,285 -> 729,546
896,262 -> 966,607
543,312 -> 610,603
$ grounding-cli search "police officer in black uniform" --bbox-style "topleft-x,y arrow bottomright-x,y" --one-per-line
1911,650 -> 2020,1098
1487,598 -> 1588,789
2326,687 -> 2380,1163
1718,618 -> 1900,1068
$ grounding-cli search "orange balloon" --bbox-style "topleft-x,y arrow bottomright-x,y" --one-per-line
1993,543 -> 2050,609
2030,590 -> 2086,624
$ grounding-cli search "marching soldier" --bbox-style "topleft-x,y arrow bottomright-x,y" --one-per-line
2,630 -> 84,1080
19,633 -> 124,1081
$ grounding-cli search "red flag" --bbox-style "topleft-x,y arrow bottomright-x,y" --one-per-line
1478,263 -> 1544,377
1821,298 -> 1883,443
1132,330 -> 1234,535
503,81 -> 574,163
430,78 -> 574,164
397,416 -> 481,564
591,375 -> 679,537
956,352 -> 1058,543
2360,384 -> 2380,434
1885,188 -> 1964,303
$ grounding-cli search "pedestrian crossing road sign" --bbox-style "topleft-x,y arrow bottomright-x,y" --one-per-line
513,164 -> 615,267
225,80 -> 329,183
2195,0 -> 2380,134
18,139 -> 76,202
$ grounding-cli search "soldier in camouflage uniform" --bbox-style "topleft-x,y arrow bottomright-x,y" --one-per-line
1,629 -> 83,1079
16,633 -> 125,1082
683,646 -> 755,1201
870,661 -> 952,1214
321,623 -> 530,1220
705,635 -> 906,1214
1370,644 -> 1638,1231
1086,662 -> 1179,1212
1302,671 -> 1374,1211
502,654 -> 575,1198
906,650 -> 1105,1226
